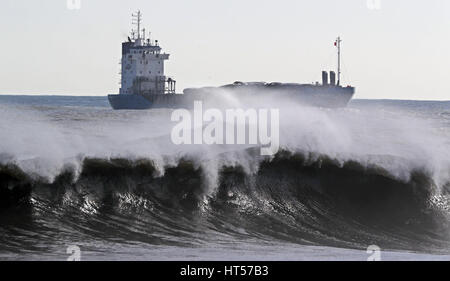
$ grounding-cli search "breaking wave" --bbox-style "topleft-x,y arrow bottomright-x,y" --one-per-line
1,150 -> 449,254
1,98 -> 450,257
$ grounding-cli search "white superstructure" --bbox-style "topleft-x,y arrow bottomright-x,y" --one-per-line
119,11 -> 175,95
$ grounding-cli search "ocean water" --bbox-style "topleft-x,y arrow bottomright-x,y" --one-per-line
0,95 -> 449,261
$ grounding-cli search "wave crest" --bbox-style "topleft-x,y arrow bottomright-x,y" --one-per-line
1,151 -> 449,253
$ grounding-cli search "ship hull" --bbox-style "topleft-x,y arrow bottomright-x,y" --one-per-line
108,94 -> 153,110
108,84 -> 355,110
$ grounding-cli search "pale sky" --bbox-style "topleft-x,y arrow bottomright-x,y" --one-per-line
0,0 -> 449,100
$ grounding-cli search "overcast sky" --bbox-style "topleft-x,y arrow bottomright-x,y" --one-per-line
0,0 -> 449,100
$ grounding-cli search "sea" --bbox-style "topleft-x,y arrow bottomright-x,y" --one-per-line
0,95 -> 449,261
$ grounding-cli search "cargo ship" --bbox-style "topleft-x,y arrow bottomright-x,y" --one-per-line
108,11 -> 355,110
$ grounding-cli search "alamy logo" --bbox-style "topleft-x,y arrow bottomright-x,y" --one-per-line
366,0 -> 381,10
67,0 -> 81,10
66,245 -> 81,261
366,245 -> 381,261
171,101 -> 280,156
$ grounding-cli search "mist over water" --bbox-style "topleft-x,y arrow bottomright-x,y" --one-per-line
1,95 -> 449,188
0,95 -> 449,260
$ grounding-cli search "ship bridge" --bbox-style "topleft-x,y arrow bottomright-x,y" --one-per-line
119,11 -> 176,95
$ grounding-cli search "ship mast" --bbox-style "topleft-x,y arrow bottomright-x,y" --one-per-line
132,10 -> 142,40
335,36 -> 342,86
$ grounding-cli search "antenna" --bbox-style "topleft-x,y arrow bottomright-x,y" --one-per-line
132,10 -> 142,40
335,36 -> 342,86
